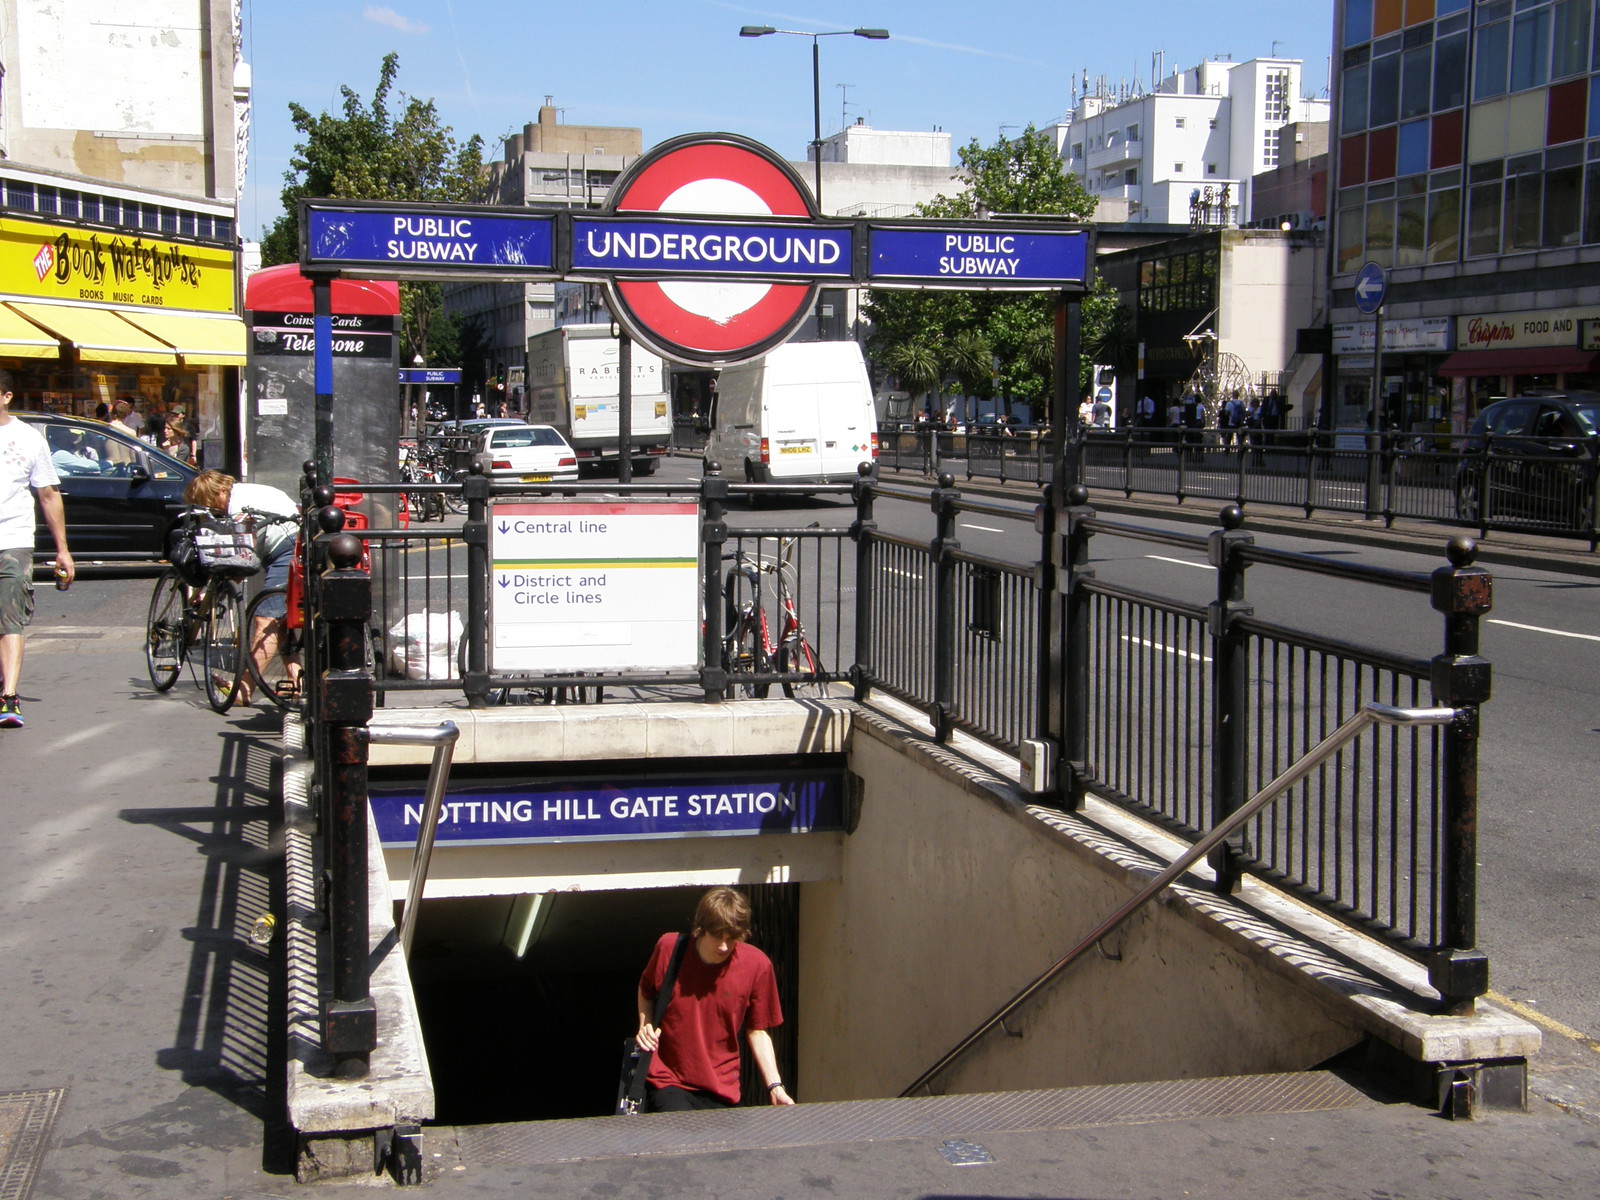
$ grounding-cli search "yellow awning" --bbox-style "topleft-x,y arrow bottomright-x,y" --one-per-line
118,309 -> 247,367
5,302 -> 176,365
0,303 -> 64,359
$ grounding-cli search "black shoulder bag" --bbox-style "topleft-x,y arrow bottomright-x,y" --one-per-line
616,933 -> 689,1115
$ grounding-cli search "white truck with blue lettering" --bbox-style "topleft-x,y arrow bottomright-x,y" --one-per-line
703,341 -> 879,489
525,324 -> 671,475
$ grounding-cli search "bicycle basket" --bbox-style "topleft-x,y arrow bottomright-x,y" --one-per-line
169,515 -> 262,582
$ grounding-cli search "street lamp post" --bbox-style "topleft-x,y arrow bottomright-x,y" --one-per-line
740,24 -> 889,339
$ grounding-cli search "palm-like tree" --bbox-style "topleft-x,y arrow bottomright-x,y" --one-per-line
945,331 -> 993,427
883,338 -> 946,422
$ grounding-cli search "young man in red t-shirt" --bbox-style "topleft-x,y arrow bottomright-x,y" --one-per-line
634,886 -> 792,1112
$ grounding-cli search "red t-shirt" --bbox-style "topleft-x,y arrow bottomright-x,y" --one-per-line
639,932 -> 782,1106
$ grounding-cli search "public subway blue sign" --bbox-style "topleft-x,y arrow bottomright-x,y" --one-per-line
398,368 -> 462,385
369,768 -> 849,847
569,217 -> 854,280
868,226 -> 1092,289
302,203 -> 556,275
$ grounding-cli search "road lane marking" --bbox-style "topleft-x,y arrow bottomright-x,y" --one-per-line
1487,619 -> 1600,644
961,522 -> 1004,533
1121,635 -> 1211,663
1146,555 -> 1212,571
1487,990 -> 1600,1056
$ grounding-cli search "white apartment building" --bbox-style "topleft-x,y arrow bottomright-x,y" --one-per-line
1051,57 -> 1329,226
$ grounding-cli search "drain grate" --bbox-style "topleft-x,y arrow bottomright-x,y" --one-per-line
0,1089 -> 65,1200
454,1071 -> 1369,1168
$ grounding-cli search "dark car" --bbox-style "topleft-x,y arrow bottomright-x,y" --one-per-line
17,412 -> 197,563
1454,393 -> 1600,529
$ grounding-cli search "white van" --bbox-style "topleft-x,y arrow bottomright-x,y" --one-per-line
704,341 -> 879,487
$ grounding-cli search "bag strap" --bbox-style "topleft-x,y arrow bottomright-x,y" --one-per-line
650,932 -> 690,1028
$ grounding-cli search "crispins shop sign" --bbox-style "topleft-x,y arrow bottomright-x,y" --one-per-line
1454,305 -> 1600,350
0,217 -> 236,313
369,767 -> 848,847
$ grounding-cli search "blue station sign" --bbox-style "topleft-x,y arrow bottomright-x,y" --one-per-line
397,367 -> 462,385
302,202 -> 556,276
868,225 -> 1092,289
569,216 -> 853,280
369,767 -> 849,847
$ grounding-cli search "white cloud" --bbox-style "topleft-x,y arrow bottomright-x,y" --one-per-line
363,5 -> 430,35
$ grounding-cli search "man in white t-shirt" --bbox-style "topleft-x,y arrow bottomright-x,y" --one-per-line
0,372 -> 75,728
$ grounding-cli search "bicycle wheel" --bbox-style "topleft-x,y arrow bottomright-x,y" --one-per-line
722,568 -> 770,698
244,587 -> 303,710
203,580 -> 246,713
144,569 -> 188,692
778,636 -> 828,699
444,470 -> 470,515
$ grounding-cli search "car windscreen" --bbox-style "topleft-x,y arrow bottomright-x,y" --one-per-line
1573,403 -> 1600,435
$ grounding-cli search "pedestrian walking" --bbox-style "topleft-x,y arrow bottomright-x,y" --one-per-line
633,886 -> 790,1112
0,370 -> 75,727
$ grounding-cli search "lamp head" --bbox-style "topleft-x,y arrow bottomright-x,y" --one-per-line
740,25 -> 775,36
854,28 -> 891,39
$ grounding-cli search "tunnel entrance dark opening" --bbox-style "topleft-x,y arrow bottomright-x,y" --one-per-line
407,882 -> 800,1125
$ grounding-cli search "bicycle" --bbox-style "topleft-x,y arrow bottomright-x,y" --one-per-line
144,510 -> 253,713
722,529 -> 826,699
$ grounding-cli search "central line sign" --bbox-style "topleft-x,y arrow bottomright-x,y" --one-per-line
489,498 -> 700,673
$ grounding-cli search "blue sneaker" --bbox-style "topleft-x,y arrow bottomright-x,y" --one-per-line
0,695 -> 20,728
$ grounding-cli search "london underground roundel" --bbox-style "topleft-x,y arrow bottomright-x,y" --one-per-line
604,134 -> 819,365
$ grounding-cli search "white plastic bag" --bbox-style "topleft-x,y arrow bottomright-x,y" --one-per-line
388,611 -> 463,681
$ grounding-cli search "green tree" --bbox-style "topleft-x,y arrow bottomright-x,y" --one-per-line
260,53 -> 486,364
865,125 -> 1108,422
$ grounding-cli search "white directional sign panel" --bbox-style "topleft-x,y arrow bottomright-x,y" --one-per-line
490,500 -> 700,673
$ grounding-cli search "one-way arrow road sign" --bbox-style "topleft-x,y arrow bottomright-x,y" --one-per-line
1355,261 -> 1387,315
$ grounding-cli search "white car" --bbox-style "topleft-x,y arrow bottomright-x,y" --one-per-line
478,423 -> 580,483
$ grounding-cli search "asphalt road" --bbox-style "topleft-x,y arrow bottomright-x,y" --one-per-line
35,458 -> 1597,1052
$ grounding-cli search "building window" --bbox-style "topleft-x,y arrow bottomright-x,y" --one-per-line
1070,142 -> 1083,159
1174,162 -> 1185,173
37,186 -> 57,215
1474,14 -> 1510,100
1342,63 -> 1371,132
1264,128 -> 1281,167
1207,163 -> 1218,175
1264,71 -> 1290,122
1127,123 -> 1140,142
1433,32 -> 1468,109
1503,158 -> 1544,250
1426,183 -> 1462,262
1175,116 -> 1186,128
1544,158 -> 1583,246
1551,0 -> 1591,79
1466,161 -> 1504,256
1509,6 -> 1553,92
1125,167 -> 1139,186
1370,46 -> 1401,125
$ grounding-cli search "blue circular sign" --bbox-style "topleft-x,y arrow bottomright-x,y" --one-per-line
1354,261 -> 1387,315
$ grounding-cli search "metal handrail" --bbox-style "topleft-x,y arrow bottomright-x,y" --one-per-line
901,701 -> 1465,1098
366,722 -> 460,958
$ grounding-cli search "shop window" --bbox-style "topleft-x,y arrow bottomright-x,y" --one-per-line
1341,134 -> 1370,186
1467,175 -> 1504,256
1346,0 -> 1375,46
1584,161 -> 1600,243
1426,184 -> 1462,261
1374,0 -> 1404,38
1503,161 -> 1544,250
1431,108 -> 1464,167
1342,63 -> 1371,131
1474,17 -> 1510,99
1370,49 -> 1402,125
1365,197 -> 1397,265
1543,160 -> 1583,245
1547,78 -> 1587,144
1369,124 -> 1399,179
1401,45 -> 1433,118
1396,193 -> 1428,263
1551,0 -> 1591,78
1398,119 -> 1430,174
1509,7 -> 1552,92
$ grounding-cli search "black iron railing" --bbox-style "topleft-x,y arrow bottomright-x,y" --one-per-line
880,427 -> 1600,547
300,464 -> 1492,1074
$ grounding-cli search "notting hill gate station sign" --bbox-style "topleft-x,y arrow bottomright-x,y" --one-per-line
296,132 -> 1092,846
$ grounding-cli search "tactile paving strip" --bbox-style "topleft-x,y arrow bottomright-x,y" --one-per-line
454,1071 -> 1369,1167
0,1089 -> 65,1200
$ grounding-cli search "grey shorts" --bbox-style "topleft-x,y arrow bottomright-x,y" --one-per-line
0,549 -> 35,636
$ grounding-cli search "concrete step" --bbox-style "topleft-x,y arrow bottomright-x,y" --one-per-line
438,1071 -> 1372,1170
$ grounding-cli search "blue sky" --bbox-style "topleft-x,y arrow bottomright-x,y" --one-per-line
241,0 -> 1335,240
